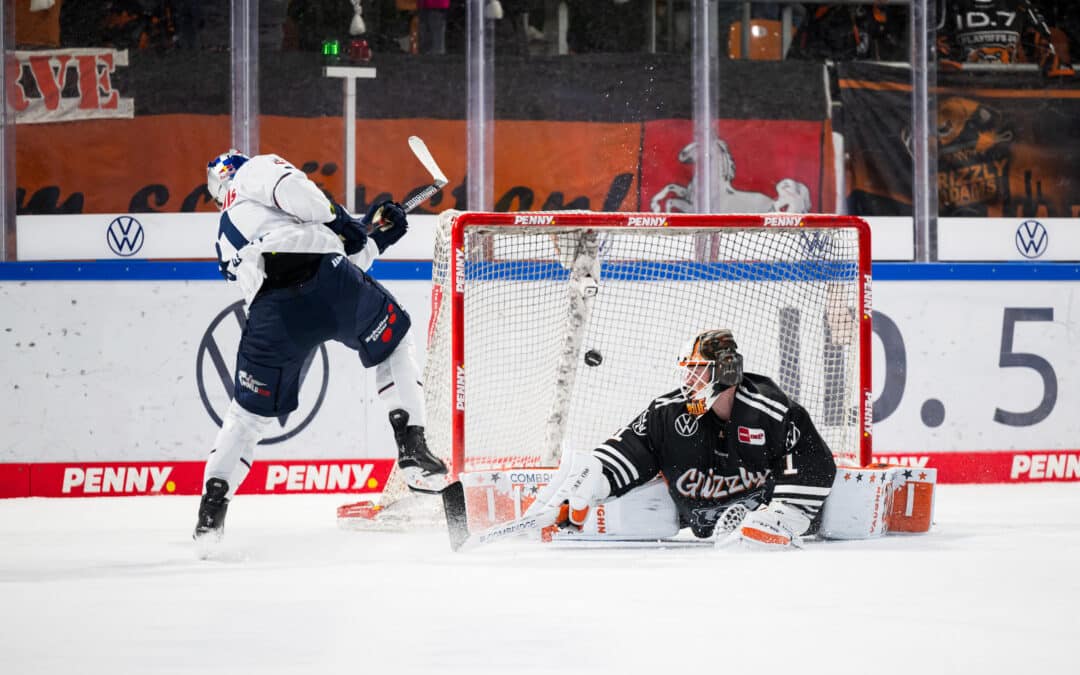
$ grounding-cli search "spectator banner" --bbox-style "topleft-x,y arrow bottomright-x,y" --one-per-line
641,119 -> 834,214
839,62 -> 1080,219
9,49 -> 133,124
15,117 -> 832,218
14,56 -> 831,217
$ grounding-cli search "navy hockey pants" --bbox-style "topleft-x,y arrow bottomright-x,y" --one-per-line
233,253 -> 411,416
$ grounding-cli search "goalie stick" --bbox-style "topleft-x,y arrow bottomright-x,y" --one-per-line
443,481 -> 558,552
443,481 -> 749,552
368,135 -> 449,232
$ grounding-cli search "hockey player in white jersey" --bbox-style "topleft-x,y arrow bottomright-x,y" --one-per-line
194,149 -> 447,541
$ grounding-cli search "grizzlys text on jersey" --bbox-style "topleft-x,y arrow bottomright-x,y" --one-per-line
591,373 -> 837,538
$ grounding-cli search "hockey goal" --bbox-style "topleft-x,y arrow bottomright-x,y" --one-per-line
343,210 -> 872,528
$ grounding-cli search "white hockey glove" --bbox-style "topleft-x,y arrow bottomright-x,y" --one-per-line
524,450 -> 612,530
718,501 -> 811,551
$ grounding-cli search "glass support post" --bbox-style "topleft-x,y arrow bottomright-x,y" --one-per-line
911,0 -> 937,261
231,0 -> 259,155
1,0 -> 14,260
691,0 -> 720,213
466,0 -> 495,211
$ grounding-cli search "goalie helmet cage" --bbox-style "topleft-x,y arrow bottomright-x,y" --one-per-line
367,210 -> 872,525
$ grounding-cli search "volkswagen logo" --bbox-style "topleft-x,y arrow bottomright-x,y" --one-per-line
675,413 -> 699,437
799,230 -> 833,259
196,301 -> 330,444
106,215 -> 145,256
1015,220 -> 1048,259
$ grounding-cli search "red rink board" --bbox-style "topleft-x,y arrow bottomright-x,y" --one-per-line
0,452 -> 1077,498
870,451 -> 1080,484
0,459 -> 395,498
0,464 -> 30,499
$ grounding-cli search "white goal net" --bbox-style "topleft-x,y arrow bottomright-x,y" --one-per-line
360,210 -> 872,527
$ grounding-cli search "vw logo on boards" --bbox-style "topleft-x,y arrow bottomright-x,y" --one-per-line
196,301 -> 330,444
1015,220 -> 1048,259
106,215 -> 145,256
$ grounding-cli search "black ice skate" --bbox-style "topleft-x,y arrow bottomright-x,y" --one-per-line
388,409 -> 449,494
193,477 -> 230,542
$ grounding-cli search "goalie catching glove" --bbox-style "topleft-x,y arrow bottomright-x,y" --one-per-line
718,501 -> 812,551
523,450 -> 612,529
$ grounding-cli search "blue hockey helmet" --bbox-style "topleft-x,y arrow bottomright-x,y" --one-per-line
206,149 -> 249,206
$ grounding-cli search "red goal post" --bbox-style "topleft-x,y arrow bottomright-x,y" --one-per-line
423,211 -> 873,487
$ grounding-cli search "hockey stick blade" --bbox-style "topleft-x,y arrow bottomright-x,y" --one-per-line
443,480 -> 555,552
369,136 -> 448,232
442,481 -> 471,552
408,135 -> 449,186
400,135 -> 448,213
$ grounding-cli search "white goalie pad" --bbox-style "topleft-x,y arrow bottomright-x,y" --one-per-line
819,465 -> 937,539
551,478 -> 681,542
458,469 -> 559,533
458,471 -> 680,542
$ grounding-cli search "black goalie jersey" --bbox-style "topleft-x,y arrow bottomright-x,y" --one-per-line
591,373 -> 837,539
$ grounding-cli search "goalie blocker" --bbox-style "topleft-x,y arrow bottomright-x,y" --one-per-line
443,465 -> 935,550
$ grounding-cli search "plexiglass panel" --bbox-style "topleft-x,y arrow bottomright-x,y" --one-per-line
258,1 -> 467,218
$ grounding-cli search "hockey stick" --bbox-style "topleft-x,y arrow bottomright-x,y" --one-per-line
404,135 -> 449,207
368,135 -> 449,232
443,481 -> 558,552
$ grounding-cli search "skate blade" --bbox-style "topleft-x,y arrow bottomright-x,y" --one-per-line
400,466 -> 450,494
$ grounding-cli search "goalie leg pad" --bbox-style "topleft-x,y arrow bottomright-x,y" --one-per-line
557,477 -> 681,541
818,465 -> 937,539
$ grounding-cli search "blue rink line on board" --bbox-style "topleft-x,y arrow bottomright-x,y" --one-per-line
0,260 -> 1079,282
0,260 -> 435,281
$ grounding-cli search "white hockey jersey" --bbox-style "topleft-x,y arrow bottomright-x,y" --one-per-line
214,154 -> 378,304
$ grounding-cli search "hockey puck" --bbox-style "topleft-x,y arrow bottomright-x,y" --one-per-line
584,349 -> 603,367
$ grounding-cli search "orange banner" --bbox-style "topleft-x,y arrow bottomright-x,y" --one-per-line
16,115 -> 826,215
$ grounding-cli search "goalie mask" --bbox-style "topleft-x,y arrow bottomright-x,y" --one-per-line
206,150 -> 249,206
678,329 -> 743,416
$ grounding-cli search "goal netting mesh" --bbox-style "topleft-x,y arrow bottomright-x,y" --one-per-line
359,210 -> 871,528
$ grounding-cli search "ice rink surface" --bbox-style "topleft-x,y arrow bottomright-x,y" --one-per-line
2,484 -> 1077,675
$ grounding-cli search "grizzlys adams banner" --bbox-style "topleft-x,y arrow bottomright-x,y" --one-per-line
839,61 -> 1080,218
